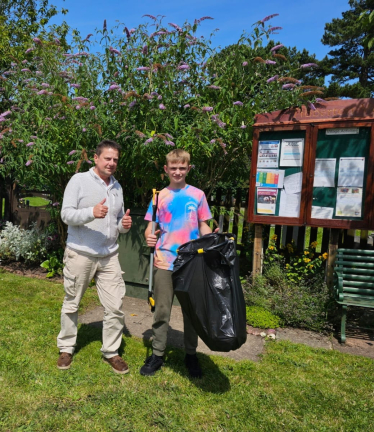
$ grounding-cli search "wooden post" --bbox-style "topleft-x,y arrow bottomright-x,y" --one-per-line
253,224 -> 263,276
326,229 -> 340,288
360,230 -> 368,249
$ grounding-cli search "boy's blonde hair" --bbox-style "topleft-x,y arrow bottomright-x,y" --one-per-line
165,149 -> 190,165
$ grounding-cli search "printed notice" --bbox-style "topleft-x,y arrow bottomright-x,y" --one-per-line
313,158 -> 336,187
279,191 -> 301,218
326,128 -> 359,135
337,157 -> 365,187
257,141 -> 280,168
257,188 -> 277,215
283,172 -> 303,194
280,138 -> 304,167
336,187 -> 362,218
311,206 -> 334,219
256,170 -> 285,188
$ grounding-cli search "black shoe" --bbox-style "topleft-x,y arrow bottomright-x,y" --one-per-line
140,354 -> 164,376
185,353 -> 202,379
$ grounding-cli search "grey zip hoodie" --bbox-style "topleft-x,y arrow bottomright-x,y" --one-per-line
61,167 -> 129,257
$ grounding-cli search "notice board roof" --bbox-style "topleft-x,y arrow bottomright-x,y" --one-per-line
254,98 -> 374,126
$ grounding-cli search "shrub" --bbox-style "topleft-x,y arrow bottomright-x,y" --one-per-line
0,222 -> 47,264
243,263 -> 334,332
246,306 -> 281,329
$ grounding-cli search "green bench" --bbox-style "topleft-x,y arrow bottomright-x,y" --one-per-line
333,248 -> 374,343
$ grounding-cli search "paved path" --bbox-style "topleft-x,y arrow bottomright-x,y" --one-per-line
79,296 -> 374,361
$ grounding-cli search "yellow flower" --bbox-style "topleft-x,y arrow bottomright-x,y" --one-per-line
303,258 -> 311,263
268,246 -> 274,250
322,252 -> 328,260
304,251 -> 309,255
308,264 -> 314,269
310,241 -> 318,249
286,264 -> 290,269
271,234 -> 278,240
319,255 -> 322,259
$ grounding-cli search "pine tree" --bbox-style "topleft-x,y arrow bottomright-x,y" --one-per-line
321,0 -> 374,98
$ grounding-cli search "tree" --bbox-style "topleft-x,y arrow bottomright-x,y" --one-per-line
320,0 -> 374,98
0,1 -> 69,70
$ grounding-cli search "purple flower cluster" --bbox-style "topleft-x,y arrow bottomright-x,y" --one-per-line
233,101 -> 243,106
183,104 -> 190,108
25,160 -> 32,166
300,63 -> 318,69
261,13 -> 279,23
109,46 -> 121,55
267,75 -> 279,83
211,114 -> 226,129
270,44 -> 284,52
136,66 -> 150,71
168,22 -> 182,31
177,64 -> 190,70
67,161 -> 75,165
144,138 -> 154,145
242,61 -> 248,66
307,101 -> 316,111
165,141 -> 175,146
282,84 -> 295,90
159,104 -> 166,110
265,60 -> 276,65
26,142 -> 35,147
202,106 -> 213,112
68,150 -> 77,155
109,84 -> 120,90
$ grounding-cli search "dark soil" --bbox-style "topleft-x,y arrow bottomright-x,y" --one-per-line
0,260 -> 63,282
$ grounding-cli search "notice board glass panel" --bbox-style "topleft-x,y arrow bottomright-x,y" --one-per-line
312,127 -> 370,221
254,130 -> 306,218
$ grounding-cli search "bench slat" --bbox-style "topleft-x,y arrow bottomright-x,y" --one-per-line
335,260 -> 374,269
337,249 -> 374,256
337,296 -> 374,307
342,274 -> 374,282
343,280 -> 374,288
338,268 -> 374,276
342,287 -> 374,295
336,255 -> 374,263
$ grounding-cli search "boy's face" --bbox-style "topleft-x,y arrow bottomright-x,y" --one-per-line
164,160 -> 191,188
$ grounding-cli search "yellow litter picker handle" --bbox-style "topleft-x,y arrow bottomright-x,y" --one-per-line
148,188 -> 160,312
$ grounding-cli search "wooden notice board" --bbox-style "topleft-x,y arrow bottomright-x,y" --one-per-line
248,98 -> 374,229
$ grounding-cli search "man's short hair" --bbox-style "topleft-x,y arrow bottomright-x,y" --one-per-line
95,139 -> 121,156
165,149 -> 190,165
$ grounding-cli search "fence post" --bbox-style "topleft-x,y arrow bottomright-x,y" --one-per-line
326,228 -> 340,288
253,224 -> 263,276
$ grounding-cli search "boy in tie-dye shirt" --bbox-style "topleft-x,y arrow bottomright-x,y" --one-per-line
140,149 -> 214,378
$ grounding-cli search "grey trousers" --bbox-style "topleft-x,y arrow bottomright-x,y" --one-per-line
57,248 -> 126,358
152,268 -> 198,356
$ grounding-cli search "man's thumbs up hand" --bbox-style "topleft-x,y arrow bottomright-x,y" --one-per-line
93,198 -> 108,218
122,209 -> 132,230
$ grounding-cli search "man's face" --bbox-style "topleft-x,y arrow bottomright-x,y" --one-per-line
94,147 -> 119,180
164,160 -> 191,187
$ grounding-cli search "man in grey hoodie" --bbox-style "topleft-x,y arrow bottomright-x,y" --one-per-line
57,139 -> 132,374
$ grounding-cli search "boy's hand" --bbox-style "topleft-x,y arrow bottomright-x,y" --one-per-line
146,230 -> 160,248
122,209 -> 132,229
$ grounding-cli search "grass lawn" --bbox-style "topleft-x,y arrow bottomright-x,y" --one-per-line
21,196 -> 50,207
0,271 -> 373,431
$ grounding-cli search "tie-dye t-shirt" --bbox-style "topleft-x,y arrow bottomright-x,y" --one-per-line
145,185 -> 212,270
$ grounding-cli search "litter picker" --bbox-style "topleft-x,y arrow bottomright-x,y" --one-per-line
148,188 -> 160,312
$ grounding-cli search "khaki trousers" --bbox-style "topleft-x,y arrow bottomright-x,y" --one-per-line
152,268 -> 198,357
57,248 -> 126,358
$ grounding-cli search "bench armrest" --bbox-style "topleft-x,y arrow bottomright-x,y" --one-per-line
333,270 -> 344,301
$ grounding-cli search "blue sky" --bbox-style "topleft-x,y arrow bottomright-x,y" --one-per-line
50,0 -> 350,59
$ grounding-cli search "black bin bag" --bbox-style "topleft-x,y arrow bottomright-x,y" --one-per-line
172,233 -> 247,352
